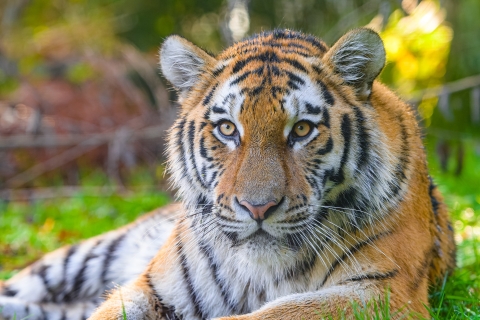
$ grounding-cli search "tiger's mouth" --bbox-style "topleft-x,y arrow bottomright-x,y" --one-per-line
226,228 -> 280,248
245,229 -> 276,241
220,212 -> 312,247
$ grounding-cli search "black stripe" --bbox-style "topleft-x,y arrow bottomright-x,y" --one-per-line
331,187 -> 369,229
284,58 -> 307,72
286,71 -> 305,86
221,93 -> 236,106
2,285 -> 18,297
249,77 -> 267,96
244,29 -> 327,52
64,245 -> 78,276
345,269 -> 398,282
199,136 -> 213,162
211,105 -> 226,114
304,34 -> 328,52
352,106 -> 370,169
328,114 -> 351,184
66,240 -> 101,301
270,65 -> 280,76
308,158 -> 323,168
232,56 -> 252,73
281,251 -> 317,281
287,82 -> 299,91
281,49 -> 311,57
199,121 -> 208,130
317,80 -> 335,106
188,120 -> 208,188
271,86 -> 284,99
36,263 -> 56,300
270,29 -> 327,52
207,170 -> 218,188
237,41 -> 311,57
321,108 -> 330,128
230,70 -> 251,85
203,108 -> 211,121
146,281 -> 180,320
281,41 -> 310,51
101,234 -> 126,285
257,51 -> 280,63
316,137 -> 333,155
212,65 -> 226,78
56,244 -> 78,301
198,240 -> 237,313
305,103 -> 321,115
320,231 -> 392,287
384,113 -> 409,201
253,65 -> 264,75
305,175 -> 321,197
177,237 -> 206,319
312,64 -> 322,74
232,51 -> 280,74
202,84 -> 218,106
175,118 -> 190,182
428,177 -> 439,217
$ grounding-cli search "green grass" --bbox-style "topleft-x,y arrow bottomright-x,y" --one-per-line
425,136 -> 480,319
0,168 -> 171,277
0,137 -> 479,319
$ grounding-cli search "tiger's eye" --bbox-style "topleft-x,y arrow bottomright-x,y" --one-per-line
219,121 -> 236,136
293,121 -> 312,137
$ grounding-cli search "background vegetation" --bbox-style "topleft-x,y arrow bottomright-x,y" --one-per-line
0,0 -> 479,318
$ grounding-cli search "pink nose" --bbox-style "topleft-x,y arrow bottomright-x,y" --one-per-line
239,200 -> 278,221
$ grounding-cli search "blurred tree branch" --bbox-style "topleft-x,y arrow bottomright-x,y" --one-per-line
1,0 -> 30,37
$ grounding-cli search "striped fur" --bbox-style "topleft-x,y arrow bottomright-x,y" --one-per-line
1,29 -> 455,319
0,205 -> 178,319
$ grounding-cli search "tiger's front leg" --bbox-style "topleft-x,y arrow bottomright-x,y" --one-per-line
88,230 -> 182,320
214,282 -> 415,320
87,277 -> 170,320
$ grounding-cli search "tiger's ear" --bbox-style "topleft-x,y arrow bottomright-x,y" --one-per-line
325,28 -> 385,100
160,35 -> 216,98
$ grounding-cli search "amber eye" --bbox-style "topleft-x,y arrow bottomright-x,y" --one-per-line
293,121 -> 312,138
219,121 -> 236,136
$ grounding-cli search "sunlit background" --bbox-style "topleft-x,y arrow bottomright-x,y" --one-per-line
0,0 -> 479,317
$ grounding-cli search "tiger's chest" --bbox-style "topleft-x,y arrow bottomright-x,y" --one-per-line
154,232 -> 327,319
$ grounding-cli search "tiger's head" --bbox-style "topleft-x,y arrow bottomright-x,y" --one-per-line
160,29 -> 405,257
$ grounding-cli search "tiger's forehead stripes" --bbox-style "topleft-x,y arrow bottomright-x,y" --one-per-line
202,35 -> 337,137
220,29 -> 328,59
209,30 -> 329,82
205,71 -> 334,147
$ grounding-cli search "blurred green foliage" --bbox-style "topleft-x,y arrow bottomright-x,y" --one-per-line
0,167 -> 170,274
430,0 -> 480,136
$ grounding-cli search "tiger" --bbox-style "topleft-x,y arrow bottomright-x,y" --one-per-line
0,28 -> 455,320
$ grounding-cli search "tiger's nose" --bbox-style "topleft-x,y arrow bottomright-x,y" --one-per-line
239,199 -> 280,221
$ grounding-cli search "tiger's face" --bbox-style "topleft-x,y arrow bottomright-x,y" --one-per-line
162,29 -> 401,256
